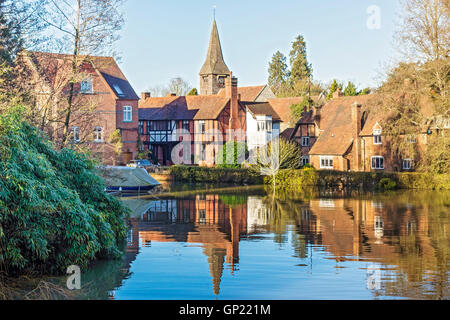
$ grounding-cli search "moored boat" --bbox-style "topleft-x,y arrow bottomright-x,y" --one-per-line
99,166 -> 161,193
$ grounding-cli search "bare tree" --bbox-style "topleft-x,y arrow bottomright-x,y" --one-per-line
35,0 -> 125,147
147,77 -> 192,97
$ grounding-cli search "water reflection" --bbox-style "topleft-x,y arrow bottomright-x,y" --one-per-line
94,188 -> 448,300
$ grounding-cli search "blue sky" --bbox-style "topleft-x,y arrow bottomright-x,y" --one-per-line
116,0 -> 401,94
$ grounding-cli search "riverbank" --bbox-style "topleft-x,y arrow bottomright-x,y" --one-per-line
165,165 -> 449,190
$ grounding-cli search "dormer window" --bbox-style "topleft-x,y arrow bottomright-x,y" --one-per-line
80,77 -> 93,94
373,129 -> 382,145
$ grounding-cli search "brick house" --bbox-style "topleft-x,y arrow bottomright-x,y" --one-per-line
21,51 -> 139,165
291,90 -> 447,172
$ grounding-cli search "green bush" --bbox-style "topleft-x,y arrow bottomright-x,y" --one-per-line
377,177 -> 397,190
0,106 -> 129,276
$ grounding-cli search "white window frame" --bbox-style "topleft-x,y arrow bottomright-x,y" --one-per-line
257,120 -> 266,132
93,126 -> 103,143
266,120 -> 272,132
80,77 -> 93,94
320,156 -> 334,169
301,136 -> 310,147
371,156 -> 385,170
373,134 -> 382,145
123,106 -> 133,122
198,120 -> 206,134
403,159 -> 413,170
71,126 -> 80,143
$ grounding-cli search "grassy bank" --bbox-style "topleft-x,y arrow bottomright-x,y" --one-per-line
267,169 -> 450,191
169,165 -> 449,190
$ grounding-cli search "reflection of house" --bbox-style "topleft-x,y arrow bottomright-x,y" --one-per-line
126,194 -> 247,295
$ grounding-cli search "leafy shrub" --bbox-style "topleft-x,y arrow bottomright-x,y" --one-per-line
0,106 -> 128,276
377,177 -> 397,190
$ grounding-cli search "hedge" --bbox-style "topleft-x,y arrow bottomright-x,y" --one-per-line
169,165 -> 263,184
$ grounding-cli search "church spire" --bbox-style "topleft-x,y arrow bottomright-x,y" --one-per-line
199,20 -> 230,76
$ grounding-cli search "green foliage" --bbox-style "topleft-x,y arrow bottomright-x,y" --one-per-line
216,141 -> 248,169
265,167 -> 318,191
187,88 -> 198,96
343,81 -> 358,96
268,51 -> 290,94
218,194 -> 248,207
377,177 -> 397,190
108,129 -> 122,157
326,79 -> 343,100
289,35 -> 312,82
169,165 -> 263,184
290,96 -> 313,121
0,106 -> 128,276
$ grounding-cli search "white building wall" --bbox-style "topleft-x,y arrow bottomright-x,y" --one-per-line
246,110 -> 281,152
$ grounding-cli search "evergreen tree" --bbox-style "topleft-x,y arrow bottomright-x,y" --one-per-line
326,79 -> 343,100
344,81 -> 358,96
268,51 -> 289,94
187,88 -> 198,96
289,35 -> 312,82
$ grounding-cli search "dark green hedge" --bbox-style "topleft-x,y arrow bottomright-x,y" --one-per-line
169,165 -> 263,184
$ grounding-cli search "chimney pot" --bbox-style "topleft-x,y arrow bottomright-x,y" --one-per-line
141,92 -> 151,100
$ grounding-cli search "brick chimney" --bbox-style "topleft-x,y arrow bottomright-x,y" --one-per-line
333,88 -> 343,99
226,71 -> 240,130
313,105 -> 321,128
352,102 -> 362,171
141,92 -> 151,100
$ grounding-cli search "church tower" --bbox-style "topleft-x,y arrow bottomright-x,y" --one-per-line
199,20 -> 230,95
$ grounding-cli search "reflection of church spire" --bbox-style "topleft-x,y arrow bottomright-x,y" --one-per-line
204,247 -> 226,296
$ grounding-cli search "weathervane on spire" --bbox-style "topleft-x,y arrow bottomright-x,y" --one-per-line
213,5 -> 216,21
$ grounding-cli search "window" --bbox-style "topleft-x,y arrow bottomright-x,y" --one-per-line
373,134 -> 382,145
407,135 -> 416,144
71,126 -> 80,143
403,159 -> 413,170
371,156 -> 384,170
301,136 -> 310,147
138,121 -> 144,134
301,156 -> 310,166
182,120 -> 190,131
257,120 -> 266,132
320,156 -> 334,169
123,106 -> 132,122
93,126 -> 103,142
373,128 -> 382,145
266,120 -> 272,132
113,84 -> 124,97
80,78 -> 93,94
199,121 -> 206,134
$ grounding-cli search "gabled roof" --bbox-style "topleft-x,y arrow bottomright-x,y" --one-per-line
199,20 -> 230,76
242,102 -> 281,121
309,95 -> 372,155
139,95 -> 230,121
26,51 -> 138,100
267,97 -> 305,126
218,85 -> 267,102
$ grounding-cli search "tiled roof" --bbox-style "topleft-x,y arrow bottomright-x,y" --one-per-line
267,97 -> 304,127
199,20 -> 230,75
27,51 -> 138,100
139,95 -> 230,120
280,128 -> 295,140
218,85 -> 266,102
309,95 -> 372,155
242,102 -> 281,121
